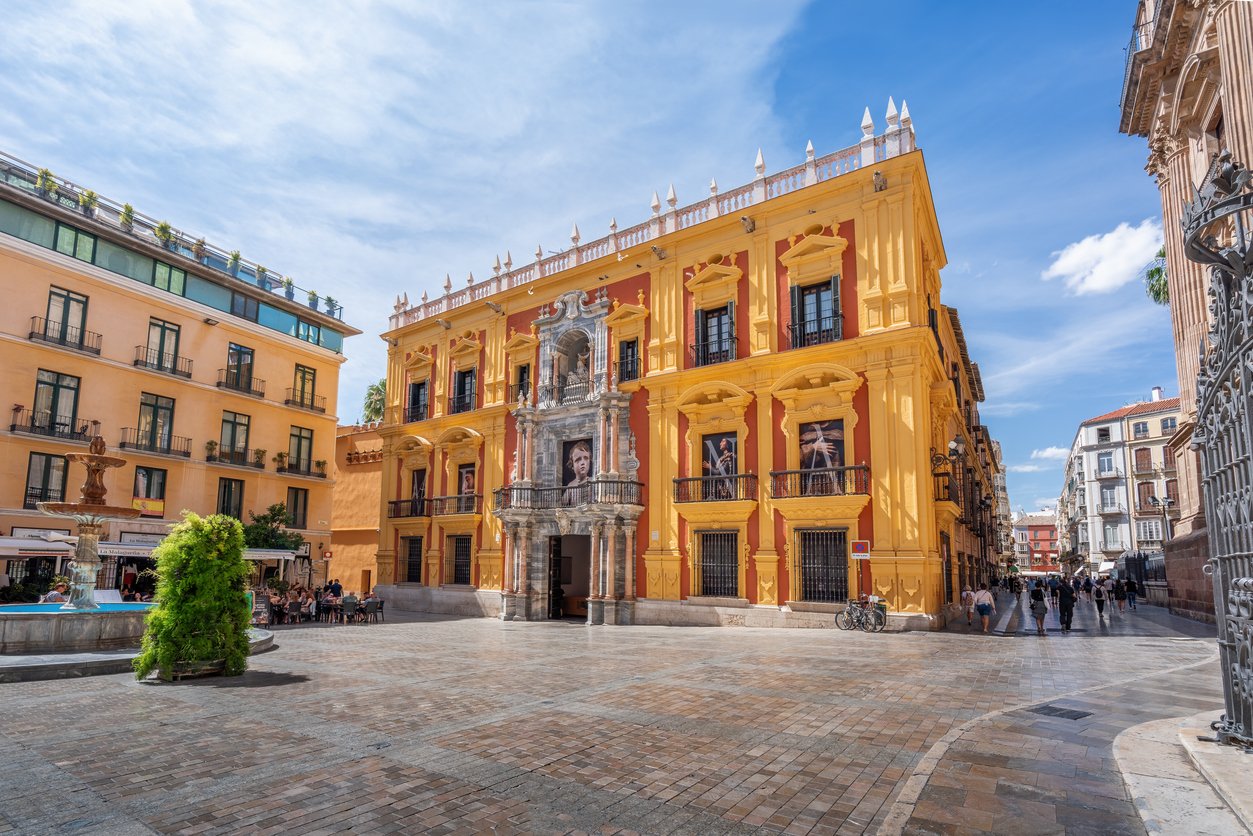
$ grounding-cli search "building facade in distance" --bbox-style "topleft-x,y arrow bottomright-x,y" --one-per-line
376,101 -> 1004,629
0,151 -> 359,588
329,422 -> 384,596
1012,513 -> 1058,574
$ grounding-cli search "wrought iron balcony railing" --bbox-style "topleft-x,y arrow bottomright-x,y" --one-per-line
284,388 -> 326,413
119,427 -> 191,457
615,357 -> 640,384
787,314 -> 843,349
277,461 -> 326,478
934,473 -> 959,503
207,448 -> 264,469
1095,467 -> 1124,479
23,485 -> 64,509
507,382 -> 532,404
134,345 -> 192,378
673,473 -> 757,503
493,480 -> 644,511
689,337 -> 737,368
217,369 -> 266,398
429,494 -> 482,515
770,465 -> 870,499
28,316 -> 101,355
387,498 -> 429,518
449,393 -> 476,414
9,407 -> 93,442
403,403 -> 428,423
1096,503 -> 1125,515
1099,540 -> 1126,552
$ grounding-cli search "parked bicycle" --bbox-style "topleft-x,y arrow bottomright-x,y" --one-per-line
836,596 -> 886,632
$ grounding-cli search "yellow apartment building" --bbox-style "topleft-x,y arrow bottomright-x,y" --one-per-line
374,101 -> 1004,630
0,150 -> 360,590
329,423 -> 384,596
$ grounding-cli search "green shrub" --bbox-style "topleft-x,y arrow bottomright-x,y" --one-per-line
134,512 -> 251,681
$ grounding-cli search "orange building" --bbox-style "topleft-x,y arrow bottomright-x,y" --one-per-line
329,423 -> 384,596
0,151 -> 360,590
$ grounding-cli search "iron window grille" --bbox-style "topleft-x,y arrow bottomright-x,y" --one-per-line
798,528 -> 849,603
697,530 -> 738,598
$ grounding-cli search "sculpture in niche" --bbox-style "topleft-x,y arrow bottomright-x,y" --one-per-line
568,349 -> 589,384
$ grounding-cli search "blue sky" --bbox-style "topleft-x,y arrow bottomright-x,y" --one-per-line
0,1 -> 1171,513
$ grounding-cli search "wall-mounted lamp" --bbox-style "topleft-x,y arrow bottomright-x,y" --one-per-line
203,317 -> 219,326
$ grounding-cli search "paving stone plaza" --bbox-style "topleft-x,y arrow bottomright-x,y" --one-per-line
0,597 -> 1224,835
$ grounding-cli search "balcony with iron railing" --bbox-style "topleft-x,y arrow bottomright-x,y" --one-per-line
771,465 -> 870,498
674,474 -> 757,503
9,407 -> 93,442
276,460 -> 326,479
1095,468 -> 1124,479
119,427 -> 191,457
493,480 -> 644,511
1097,503 -> 1126,515
507,382 -> 532,404
284,388 -> 326,413
429,494 -> 482,515
615,357 -> 640,384
1099,540 -> 1126,552
27,316 -> 101,355
786,314 -> 843,350
1132,459 -> 1156,475
134,346 -> 192,379
403,403 -> 428,423
217,369 -> 266,398
23,485 -> 64,510
690,338 -> 737,368
449,392 -> 476,415
207,448 -> 264,469
1120,13 -> 1159,114
934,472 -> 959,504
387,498 -> 428,518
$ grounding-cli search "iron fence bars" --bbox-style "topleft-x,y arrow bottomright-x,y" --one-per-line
493,480 -> 644,511
387,498 -> 428,518
770,465 -> 870,498
284,388 -> 327,413
697,530 -> 738,597
119,427 -> 191,457
28,316 -> 102,354
1186,150 -> 1253,749
429,494 -> 482,516
133,345 -> 192,378
9,406 -> 92,441
216,369 -> 266,398
798,528 -> 848,603
673,473 -> 757,503
787,313 -> 843,349
451,535 -> 472,584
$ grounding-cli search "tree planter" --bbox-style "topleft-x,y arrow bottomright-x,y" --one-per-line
284,289 -> 295,301
167,659 -> 226,681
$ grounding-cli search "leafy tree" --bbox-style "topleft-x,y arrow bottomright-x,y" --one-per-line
1144,246 -> 1168,305
242,503 -> 305,550
134,513 -> 251,680
363,378 -> 385,422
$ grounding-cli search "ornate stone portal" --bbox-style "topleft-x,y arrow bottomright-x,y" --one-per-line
494,290 -> 644,624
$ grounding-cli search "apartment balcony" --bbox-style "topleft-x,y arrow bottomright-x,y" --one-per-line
207,448 -> 265,469
9,407 -> 94,443
1132,460 -> 1156,475
429,494 -> 482,516
614,357 -> 640,384
449,393 -> 476,415
284,388 -> 327,414
786,314 -> 843,350
134,346 -> 192,378
217,369 -> 266,398
1097,503 -> 1125,515
22,486 -> 64,510
507,382 -> 532,404
28,316 -> 102,355
403,403 -> 428,423
1138,537 -> 1163,550
276,460 -> 326,479
119,427 -> 191,458
493,480 -> 644,512
1095,468 -> 1124,479
1099,540 -> 1126,552
771,465 -> 870,498
674,473 -> 757,503
387,498 -> 428,518
689,337 -> 737,368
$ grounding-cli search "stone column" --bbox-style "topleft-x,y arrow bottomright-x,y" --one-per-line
624,522 -> 637,601
606,520 -> 619,602
1216,0 -> 1253,166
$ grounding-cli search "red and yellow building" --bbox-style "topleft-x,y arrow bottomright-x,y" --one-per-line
375,101 -> 1003,628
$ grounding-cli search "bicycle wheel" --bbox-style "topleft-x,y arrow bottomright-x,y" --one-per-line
858,610 -> 876,632
870,608 -> 887,632
836,609 -> 855,630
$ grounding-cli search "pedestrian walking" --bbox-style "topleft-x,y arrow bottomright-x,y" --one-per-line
1048,575 -> 1060,606
1093,580 -> 1107,619
1082,576 -> 1093,602
1126,577 -> 1139,610
1057,581 -> 1075,633
1114,579 -> 1128,613
1029,584 -> 1048,636
1071,576 -> 1081,597
973,583 -> 996,634
961,585 -> 975,626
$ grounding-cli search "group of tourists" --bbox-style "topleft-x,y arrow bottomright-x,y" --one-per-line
264,578 -> 382,625
961,573 -> 1141,636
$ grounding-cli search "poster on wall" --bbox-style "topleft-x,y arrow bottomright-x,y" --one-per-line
798,419 -> 845,495
457,464 -> 476,512
562,438 -> 593,504
701,432 -> 737,499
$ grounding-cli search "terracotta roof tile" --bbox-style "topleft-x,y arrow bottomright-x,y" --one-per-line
1081,397 -> 1180,425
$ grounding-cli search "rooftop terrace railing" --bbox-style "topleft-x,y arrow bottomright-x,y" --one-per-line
389,99 -> 916,329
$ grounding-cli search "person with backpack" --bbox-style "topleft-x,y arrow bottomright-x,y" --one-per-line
1093,578 -> 1107,619
1125,577 -> 1139,610
961,585 -> 975,626
1056,579 -> 1075,633
1029,583 -> 1049,636
1082,576 -> 1093,602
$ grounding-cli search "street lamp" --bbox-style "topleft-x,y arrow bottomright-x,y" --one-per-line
1149,495 -> 1175,542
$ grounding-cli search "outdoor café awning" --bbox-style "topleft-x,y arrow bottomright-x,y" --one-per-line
243,549 -> 300,561
1098,560 -> 1116,573
0,537 -> 74,558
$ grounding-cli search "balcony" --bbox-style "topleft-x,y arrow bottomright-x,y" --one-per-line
449,393 -> 476,415
507,382 -> 531,404
277,460 -> 326,479
689,337 -> 737,368
217,369 -> 266,398
1095,468 -> 1123,479
1132,460 -> 1155,475
387,498 -> 428,518
770,465 -> 870,498
674,473 -> 757,503
493,480 -> 644,511
207,448 -> 264,469
22,486 -> 64,510
134,346 -> 192,378
28,316 -> 101,355
403,403 -> 428,423
934,472 -> 959,503
429,494 -> 482,515
119,427 -> 191,457
555,376 -> 591,404
1097,503 -> 1125,515
615,357 -> 640,384
9,407 -> 93,442
786,314 -> 843,350
284,388 -> 326,413
1099,540 -> 1126,552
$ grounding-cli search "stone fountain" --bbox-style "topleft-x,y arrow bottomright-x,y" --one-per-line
37,435 -> 141,610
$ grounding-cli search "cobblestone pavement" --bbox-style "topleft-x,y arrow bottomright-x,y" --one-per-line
0,597 -> 1222,835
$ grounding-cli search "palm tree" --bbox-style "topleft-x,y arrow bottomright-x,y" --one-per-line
362,378 -> 385,422
1144,246 -> 1168,305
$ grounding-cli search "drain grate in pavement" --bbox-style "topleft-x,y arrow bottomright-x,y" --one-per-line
1026,704 -> 1093,721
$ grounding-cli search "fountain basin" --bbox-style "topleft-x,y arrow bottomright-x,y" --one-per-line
0,603 -> 153,653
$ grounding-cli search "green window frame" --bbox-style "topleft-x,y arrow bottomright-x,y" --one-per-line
54,222 -> 96,263
217,478 -> 244,518
297,319 -> 321,344
286,487 -> 309,529
153,261 -> 186,295
33,369 -> 81,435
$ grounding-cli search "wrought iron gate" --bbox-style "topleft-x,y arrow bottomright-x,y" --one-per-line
798,529 -> 848,602
1186,150 -> 1253,748
698,531 -> 738,597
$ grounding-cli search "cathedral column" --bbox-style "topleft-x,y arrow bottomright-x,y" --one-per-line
1215,0 -> 1253,165
624,522 -> 638,601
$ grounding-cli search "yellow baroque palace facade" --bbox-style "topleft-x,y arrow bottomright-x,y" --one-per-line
376,101 -> 1003,629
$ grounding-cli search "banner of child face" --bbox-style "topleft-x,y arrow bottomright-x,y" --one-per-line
563,438 -> 593,486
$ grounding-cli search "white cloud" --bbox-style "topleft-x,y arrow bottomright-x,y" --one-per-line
1031,446 -> 1069,460
1007,464 -> 1046,473
1041,219 -> 1163,295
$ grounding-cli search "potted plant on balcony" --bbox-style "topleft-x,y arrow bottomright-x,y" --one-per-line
252,448 -> 266,468
227,251 -> 241,276
191,237 -> 207,262
307,290 -> 319,311
78,190 -> 99,218
272,451 -> 288,471
323,296 -> 337,317
120,203 -> 135,232
255,265 -> 268,288
35,168 -> 57,200
314,459 -> 327,477
204,440 -> 219,462
282,277 -> 295,300
154,221 -> 176,250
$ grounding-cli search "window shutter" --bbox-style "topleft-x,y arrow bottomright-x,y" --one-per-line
830,275 -> 841,337
789,285 -> 800,345
727,300 -> 736,355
